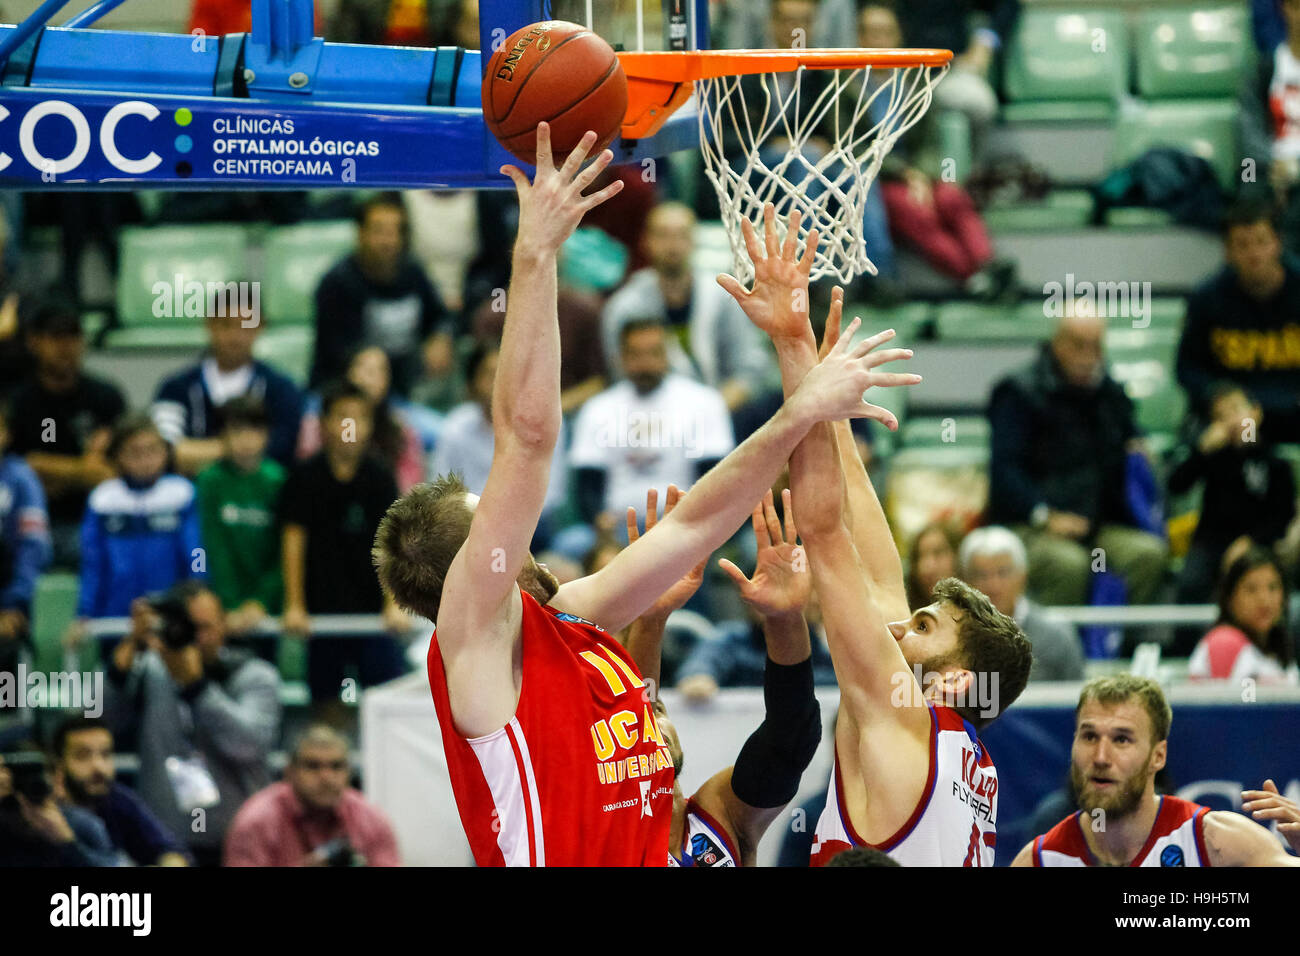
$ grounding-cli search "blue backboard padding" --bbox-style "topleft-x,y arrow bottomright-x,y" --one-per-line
26,27 -> 220,96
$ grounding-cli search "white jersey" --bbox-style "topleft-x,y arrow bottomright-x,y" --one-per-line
811,704 -> 998,866
1033,796 -> 1211,867
668,800 -> 739,867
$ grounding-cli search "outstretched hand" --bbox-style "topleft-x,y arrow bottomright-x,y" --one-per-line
718,489 -> 810,619
793,290 -> 921,431
627,485 -> 706,619
716,202 -> 820,341
1241,779 -> 1300,855
500,123 -> 625,254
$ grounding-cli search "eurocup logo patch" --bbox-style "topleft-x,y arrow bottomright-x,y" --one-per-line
690,832 -> 723,866
554,611 -> 604,631
1160,845 -> 1185,867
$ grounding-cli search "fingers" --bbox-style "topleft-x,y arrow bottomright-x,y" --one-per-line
781,208 -> 802,261
534,121 -> 553,170
819,288 -> 844,360
749,500 -> 769,553
626,506 -> 639,544
662,484 -> 682,519
763,202 -> 780,260
1264,779 -> 1280,795
869,371 -> 925,388
739,216 -> 764,269
557,128 -> 598,179
717,558 -> 750,590
574,146 -> 614,192
581,177 -> 625,211
499,164 -> 530,194
798,226 -> 820,274
781,486 -> 797,544
848,326 -> 898,358
716,272 -> 748,303
860,346 -> 914,368
857,401 -> 900,431
643,487 -> 660,532
830,316 -> 862,355
761,489 -> 783,545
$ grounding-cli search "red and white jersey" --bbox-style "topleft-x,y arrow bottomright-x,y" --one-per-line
1032,796 -> 1211,867
427,589 -> 675,866
811,704 -> 998,866
668,800 -> 739,867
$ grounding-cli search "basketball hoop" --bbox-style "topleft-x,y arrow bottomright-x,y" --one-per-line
619,49 -> 952,284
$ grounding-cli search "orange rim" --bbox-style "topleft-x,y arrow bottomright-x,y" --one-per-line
617,48 -> 952,138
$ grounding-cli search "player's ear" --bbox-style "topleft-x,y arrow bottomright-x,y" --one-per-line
1150,739 -> 1168,775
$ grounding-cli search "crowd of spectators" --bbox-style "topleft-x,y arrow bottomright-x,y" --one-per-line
2,0 -> 1300,867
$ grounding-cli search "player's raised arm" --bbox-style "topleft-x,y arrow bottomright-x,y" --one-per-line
718,202 -> 910,623
431,125 -> 623,736
691,488 -> 823,863
550,311 -> 907,635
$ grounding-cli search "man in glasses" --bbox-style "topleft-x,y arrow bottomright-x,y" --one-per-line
223,724 -> 400,866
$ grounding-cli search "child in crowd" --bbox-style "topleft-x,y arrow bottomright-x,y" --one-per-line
195,396 -> 285,638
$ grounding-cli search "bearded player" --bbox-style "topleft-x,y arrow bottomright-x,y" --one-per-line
1012,674 -> 1300,867
717,204 -> 1034,866
372,127 -> 918,866
621,486 -> 822,867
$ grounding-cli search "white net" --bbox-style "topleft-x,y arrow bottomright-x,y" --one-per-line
697,58 -> 948,285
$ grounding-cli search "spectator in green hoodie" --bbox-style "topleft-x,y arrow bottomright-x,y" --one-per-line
195,396 -> 285,651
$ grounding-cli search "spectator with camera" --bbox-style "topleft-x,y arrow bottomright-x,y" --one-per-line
51,716 -> 191,866
1169,383 -> 1296,609
102,581 -> 282,866
224,724 -> 400,866
958,525 -> 1085,682
0,751 -> 118,867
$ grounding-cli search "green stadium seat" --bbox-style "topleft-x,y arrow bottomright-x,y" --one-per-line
1135,5 -> 1248,99
1111,99 -> 1238,193
900,415 -> 990,449
254,325 -> 316,386
261,220 -> 357,325
30,573 -> 79,674
984,189 -> 1095,233
1107,327 -> 1185,433
1104,206 -> 1175,229
935,302 -> 1049,343
1003,9 -> 1129,117
841,302 -> 931,343
115,224 -> 249,327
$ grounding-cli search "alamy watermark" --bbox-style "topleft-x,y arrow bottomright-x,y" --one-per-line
890,663 -> 1000,721
595,407 -> 706,459
1043,273 -> 1152,328
0,664 -> 103,717
151,274 -> 260,327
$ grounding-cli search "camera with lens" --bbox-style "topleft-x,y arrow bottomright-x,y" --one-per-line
4,752 -> 52,805
315,837 -> 364,867
145,588 -> 197,650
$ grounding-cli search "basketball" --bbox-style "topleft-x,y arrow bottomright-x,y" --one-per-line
482,20 -> 629,165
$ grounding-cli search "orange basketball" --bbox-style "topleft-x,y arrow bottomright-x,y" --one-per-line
482,20 -> 629,166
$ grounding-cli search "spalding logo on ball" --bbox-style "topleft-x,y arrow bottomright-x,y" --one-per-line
482,20 -> 629,165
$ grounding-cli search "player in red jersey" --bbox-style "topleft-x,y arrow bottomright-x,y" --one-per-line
622,486 -> 822,867
1012,674 -> 1300,866
717,204 -> 1034,866
371,126 -> 919,866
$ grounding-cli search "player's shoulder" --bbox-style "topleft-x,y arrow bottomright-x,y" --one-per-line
1198,806 -> 1288,866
